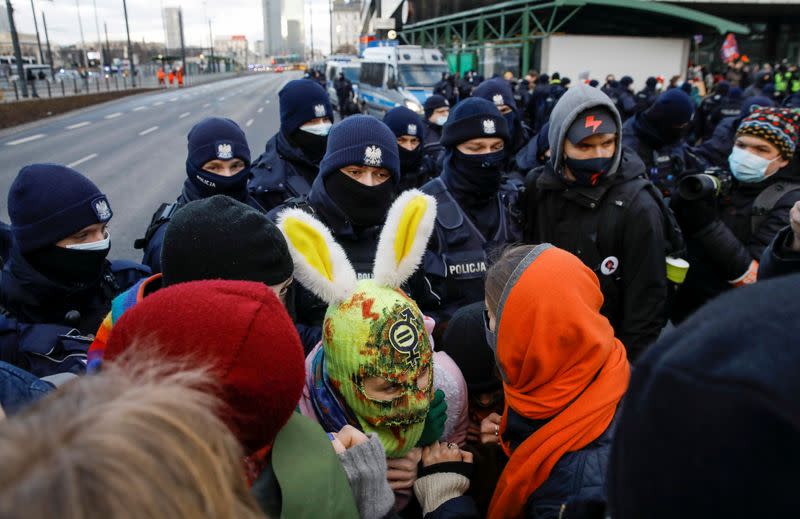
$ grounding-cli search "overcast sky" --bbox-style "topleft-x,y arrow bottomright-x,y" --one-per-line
8,0 -> 332,52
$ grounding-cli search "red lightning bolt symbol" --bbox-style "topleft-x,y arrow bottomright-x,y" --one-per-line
585,115 -> 602,133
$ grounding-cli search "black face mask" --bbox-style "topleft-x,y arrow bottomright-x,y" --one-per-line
563,155 -> 614,187
449,148 -> 505,195
324,171 -> 396,227
25,244 -> 109,286
186,160 -> 250,198
398,144 -> 423,173
290,129 -> 328,164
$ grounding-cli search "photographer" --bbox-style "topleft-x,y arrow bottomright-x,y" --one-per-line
671,107 -> 800,322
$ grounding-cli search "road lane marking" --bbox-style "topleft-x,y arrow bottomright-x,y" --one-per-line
179,112 -> 191,119
264,100 -> 270,104
246,118 -> 254,127
133,106 -> 146,111
66,153 -> 98,168
154,101 -> 164,106
257,107 -> 264,113
169,97 -> 178,102
218,96 -> 226,101
202,103 -> 211,108
5,133 -> 46,146
139,126 -> 159,136
66,121 -> 91,130
104,112 -> 123,119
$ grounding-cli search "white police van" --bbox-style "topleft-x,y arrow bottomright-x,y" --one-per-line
358,45 -> 449,118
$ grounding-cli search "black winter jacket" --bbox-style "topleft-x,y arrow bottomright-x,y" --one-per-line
249,131 -> 321,212
523,151 -> 668,359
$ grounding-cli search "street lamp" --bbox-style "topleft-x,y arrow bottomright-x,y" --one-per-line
29,0 -> 44,64
122,0 -> 135,86
5,0 -> 29,97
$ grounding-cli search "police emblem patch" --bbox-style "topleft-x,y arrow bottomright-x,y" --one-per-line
492,93 -> 504,106
92,197 -> 112,222
216,143 -> 233,160
314,104 -> 326,118
483,119 -> 496,135
407,123 -> 417,136
364,145 -> 383,166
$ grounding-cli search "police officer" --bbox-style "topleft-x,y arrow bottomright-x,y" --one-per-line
418,97 -> 522,333
472,77 -> 533,177
622,89 -> 708,197
383,106 -> 437,191
422,95 -> 450,163
693,81 -> 745,144
634,76 -> 659,114
521,84 -> 670,360
333,72 -> 353,117
614,76 -> 639,122
671,107 -> 800,322
743,71 -> 772,99
268,115 -> 400,347
136,117 -> 261,273
1,164 -> 149,377
249,79 -> 334,211
693,95 -> 774,168
526,74 -> 552,133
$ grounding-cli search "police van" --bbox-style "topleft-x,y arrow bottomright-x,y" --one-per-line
358,45 -> 449,118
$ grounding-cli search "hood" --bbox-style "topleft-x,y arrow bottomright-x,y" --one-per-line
548,83 -> 623,178
275,131 -> 321,169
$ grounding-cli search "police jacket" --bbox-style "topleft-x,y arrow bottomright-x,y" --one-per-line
249,131 -> 321,212
399,154 -> 439,193
672,164 -> 800,322
691,115 -> 738,168
423,120 -> 445,165
267,176 -> 384,353
418,170 -> 522,327
522,151 -> 668,359
139,179 -> 265,273
609,87 -> 638,122
501,407 -> 618,519
622,113 -> 708,197
0,247 -> 149,378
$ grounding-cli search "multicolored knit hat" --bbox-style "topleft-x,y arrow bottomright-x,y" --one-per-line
736,107 -> 800,159
277,189 -> 438,457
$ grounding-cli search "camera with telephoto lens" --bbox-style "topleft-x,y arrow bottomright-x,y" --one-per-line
677,167 -> 733,201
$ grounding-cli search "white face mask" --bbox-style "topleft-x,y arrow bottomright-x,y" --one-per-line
434,115 -> 448,126
728,146 -> 779,183
66,232 -> 111,251
301,121 -> 332,137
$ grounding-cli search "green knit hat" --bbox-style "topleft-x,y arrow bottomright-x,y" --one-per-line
278,189 -> 438,457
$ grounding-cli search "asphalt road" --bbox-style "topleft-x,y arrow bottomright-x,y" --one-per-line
0,71 -> 302,262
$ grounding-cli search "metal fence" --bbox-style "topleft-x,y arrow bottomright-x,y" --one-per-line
0,71 -> 240,103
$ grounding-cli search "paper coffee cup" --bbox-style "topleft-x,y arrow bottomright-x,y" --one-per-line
666,257 -> 690,284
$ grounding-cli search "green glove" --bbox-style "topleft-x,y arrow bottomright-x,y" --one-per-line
416,389 -> 448,447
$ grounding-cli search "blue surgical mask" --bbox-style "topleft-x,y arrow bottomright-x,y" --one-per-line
434,115 -> 448,126
66,232 -> 111,251
301,121 -> 332,137
728,146 -> 778,183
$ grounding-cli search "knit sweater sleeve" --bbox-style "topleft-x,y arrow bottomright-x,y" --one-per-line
338,434 -> 395,519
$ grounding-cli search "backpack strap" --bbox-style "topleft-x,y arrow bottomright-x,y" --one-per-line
133,202 -> 180,250
751,181 -> 800,235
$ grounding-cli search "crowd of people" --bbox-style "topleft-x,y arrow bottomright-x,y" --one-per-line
1,59 -> 800,519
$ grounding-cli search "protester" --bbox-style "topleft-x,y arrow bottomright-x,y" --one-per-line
521,84 -> 672,359
418,97 -> 522,335
0,359 -> 264,519
671,107 -> 800,321
135,117 -> 263,273
0,164 -> 149,378
249,79 -> 335,211
484,244 -> 629,519
383,106 -> 437,191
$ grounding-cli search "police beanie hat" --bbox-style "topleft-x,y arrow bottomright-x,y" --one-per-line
736,106 -> 800,160
318,115 -> 400,184
383,106 -> 424,139
424,94 -> 449,118
440,302 -> 503,394
187,117 -> 251,169
739,96 -> 775,119
645,89 -> 695,127
440,97 -> 510,148
8,164 -> 112,254
472,77 -> 516,111
279,79 -> 334,135
619,76 -> 634,87
161,195 -> 293,287
716,80 -> 731,96
105,279 -> 305,455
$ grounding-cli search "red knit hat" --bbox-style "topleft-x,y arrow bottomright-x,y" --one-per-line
105,280 -> 305,455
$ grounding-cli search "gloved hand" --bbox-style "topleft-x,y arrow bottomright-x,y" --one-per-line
670,193 -> 718,237
416,389 -> 448,447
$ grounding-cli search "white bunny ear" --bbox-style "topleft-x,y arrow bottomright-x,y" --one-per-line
373,189 -> 437,288
277,208 -> 358,305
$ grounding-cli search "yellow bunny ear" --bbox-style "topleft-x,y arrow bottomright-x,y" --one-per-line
373,189 -> 437,288
277,208 -> 358,305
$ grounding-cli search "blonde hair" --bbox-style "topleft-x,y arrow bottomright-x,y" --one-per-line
0,355 -> 264,519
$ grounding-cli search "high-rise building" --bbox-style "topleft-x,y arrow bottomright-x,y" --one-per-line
332,0 -> 363,52
262,0 -> 303,57
162,7 -> 182,52
262,0 -> 282,56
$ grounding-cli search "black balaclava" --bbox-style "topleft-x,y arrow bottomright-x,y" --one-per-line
289,129 -> 328,164
399,144 -> 424,174
324,171 -> 396,227
26,245 -> 109,286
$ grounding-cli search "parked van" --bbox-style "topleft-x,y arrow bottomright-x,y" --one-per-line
358,45 -> 448,118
